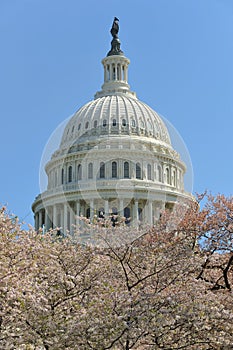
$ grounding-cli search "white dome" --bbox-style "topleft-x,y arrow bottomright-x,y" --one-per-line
32,19 -> 193,234
60,95 -> 171,148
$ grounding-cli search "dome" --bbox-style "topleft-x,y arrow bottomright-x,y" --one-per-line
32,18 -> 193,234
60,95 -> 171,148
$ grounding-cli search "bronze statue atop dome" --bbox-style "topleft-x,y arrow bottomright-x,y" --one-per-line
107,17 -> 124,56
110,17 -> 119,38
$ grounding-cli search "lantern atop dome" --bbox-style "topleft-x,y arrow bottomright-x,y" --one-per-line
95,18 -> 136,99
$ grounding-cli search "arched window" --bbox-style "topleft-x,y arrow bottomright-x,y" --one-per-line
88,162 -> 93,179
68,166 -> 72,183
147,164 -> 152,180
77,164 -> 82,180
122,118 -> 126,127
78,123 -> 81,130
94,120 -> 98,128
71,125 -> 75,133
124,161 -> 129,178
112,119 -> 117,126
136,163 -> 141,179
103,119 -> 107,127
85,121 -> 89,129
131,119 -> 136,127
112,161 -> 117,178
100,162 -> 105,178
61,168 -> 64,185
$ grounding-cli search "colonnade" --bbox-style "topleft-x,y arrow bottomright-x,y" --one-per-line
34,199 -> 165,233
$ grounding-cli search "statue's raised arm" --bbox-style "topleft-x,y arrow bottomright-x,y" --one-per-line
110,17 -> 119,38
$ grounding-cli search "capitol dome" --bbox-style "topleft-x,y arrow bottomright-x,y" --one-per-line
60,95 -> 171,150
32,18 -> 193,233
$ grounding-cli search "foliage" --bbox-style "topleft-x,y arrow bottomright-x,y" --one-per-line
0,195 -> 233,349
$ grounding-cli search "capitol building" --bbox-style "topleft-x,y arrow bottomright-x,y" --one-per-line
32,18 -> 193,233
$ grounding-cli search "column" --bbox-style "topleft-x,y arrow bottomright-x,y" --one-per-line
104,200 -> 109,218
104,65 -> 107,82
38,210 -> 43,228
125,65 -> 128,82
90,199 -> 94,221
64,203 -> 68,234
35,213 -> 39,230
133,200 -> 138,224
148,201 -> 153,226
60,206 -> 64,230
119,199 -> 124,217
45,207 -> 49,232
70,207 -> 75,235
154,206 -> 160,221
119,64 -> 122,80
110,64 -> 113,81
76,200 -> 80,227
53,205 -> 57,228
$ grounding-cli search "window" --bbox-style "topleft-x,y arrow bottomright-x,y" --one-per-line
166,168 -> 170,185
112,119 -> 117,126
71,125 -> 75,133
77,164 -> 82,180
103,119 -> 107,127
100,162 -> 105,178
61,168 -> 64,184
136,163 -> 141,179
112,161 -> 117,178
78,123 -> 81,130
158,165 -> 162,182
131,119 -> 136,127
68,166 -> 72,183
147,164 -> 152,180
122,118 -> 126,127
88,162 -> 93,179
140,119 -> 145,129
85,121 -> 89,129
124,161 -> 129,178
94,120 -> 98,128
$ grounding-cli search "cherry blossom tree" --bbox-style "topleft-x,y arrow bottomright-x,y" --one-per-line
0,194 -> 233,349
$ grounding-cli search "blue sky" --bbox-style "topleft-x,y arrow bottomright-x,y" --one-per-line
1,0 -> 233,226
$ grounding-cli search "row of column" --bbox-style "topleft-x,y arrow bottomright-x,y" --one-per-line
104,63 -> 128,83
35,199 -> 164,233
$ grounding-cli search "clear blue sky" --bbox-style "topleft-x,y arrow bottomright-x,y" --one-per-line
1,0 -> 233,226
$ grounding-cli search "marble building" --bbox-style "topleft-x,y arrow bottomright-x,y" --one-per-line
32,18 -> 192,232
